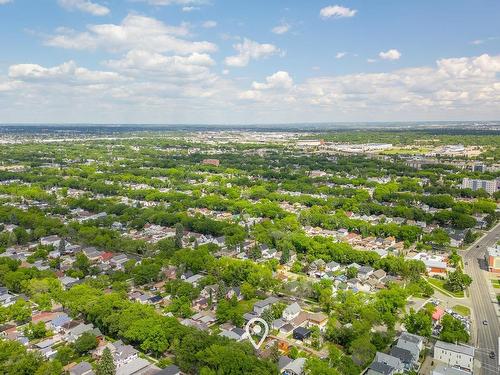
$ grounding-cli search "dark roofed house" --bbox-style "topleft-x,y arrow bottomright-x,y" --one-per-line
367,361 -> 396,375
390,346 -> 415,371
292,326 -> 311,341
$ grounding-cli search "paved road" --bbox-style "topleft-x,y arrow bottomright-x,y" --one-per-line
461,223 -> 500,375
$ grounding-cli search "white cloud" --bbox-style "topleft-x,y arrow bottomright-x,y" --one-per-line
251,71 -> 293,90
367,58 -> 377,63
45,14 -> 217,55
8,60 -> 121,83
104,49 -> 215,82
1,54 -> 500,123
137,0 -> 206,5
202,20 -> 217,28
225,38 -> 280,67
379,49 -> 401,60
0,0 -> 13,4
336,52 -> 347,59
58,0 -> 110,16
470,39 -> 484,45
271,22 -> 290,35
182,6 -> 199,12
320,5 -> 357,19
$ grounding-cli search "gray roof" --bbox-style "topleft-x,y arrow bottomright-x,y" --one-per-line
399,332 -> 424,345
434,340 -> 475,357
375,352 -> 403,370
390,347 -> 414,365
156,365 -> 181,375
432,364 -> 471,375
281,358 -> 306,375
254,296 -> 278,308
70,362 -> 94,375
368,361 -> 395,375
283,302 -> 300,315
278,356 -> 293,370
116,357 -> 151,375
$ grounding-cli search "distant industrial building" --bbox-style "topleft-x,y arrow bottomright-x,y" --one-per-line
486,245 -> 500,273
461,178 -> 499,194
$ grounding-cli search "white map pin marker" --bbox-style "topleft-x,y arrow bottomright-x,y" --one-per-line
245,317 -> 269,349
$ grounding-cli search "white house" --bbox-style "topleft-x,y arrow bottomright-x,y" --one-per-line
434,340 -> 475,372
282,302 -> 301,321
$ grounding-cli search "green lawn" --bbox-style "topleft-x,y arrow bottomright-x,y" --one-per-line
427,278 -> 464,298
237,298 -> 258,315
452,305 -> 471,317
491,280 -> 500,289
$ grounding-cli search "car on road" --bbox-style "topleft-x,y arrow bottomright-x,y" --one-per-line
489,351 -> 495,359
476,245 -> 480,248
482,320 -> 488,325
465,261 -> 468,265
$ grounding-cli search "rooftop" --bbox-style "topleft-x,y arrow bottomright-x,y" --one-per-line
434,340 -> 475,357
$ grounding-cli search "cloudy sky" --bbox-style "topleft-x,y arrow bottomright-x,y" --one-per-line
0,0 -> 499,124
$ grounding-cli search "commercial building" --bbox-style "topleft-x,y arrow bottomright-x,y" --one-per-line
433,340 -> 475,372
486,245 -> 500,273
461,178 -> 499,195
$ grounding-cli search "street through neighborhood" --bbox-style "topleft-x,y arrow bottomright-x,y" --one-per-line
462,223 -> 500,375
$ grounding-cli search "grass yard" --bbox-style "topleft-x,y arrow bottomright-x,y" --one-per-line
452,305 -> 471,316
427,277 -> 465,298
491,279 -> 500,289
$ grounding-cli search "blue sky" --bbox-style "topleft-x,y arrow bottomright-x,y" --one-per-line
0,0 -> 499,124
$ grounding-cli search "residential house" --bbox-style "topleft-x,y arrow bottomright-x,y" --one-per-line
66,323 -> 95,343
40,235 -> 61,248
280,357 -> 306,375
358,266 -> 374,280
82,247 -> 102,262
325,261 -> 340,273
282,302 -> 301,321
292,327 -> 311,341
156,365 -> 181,375
59,276 -> 80,290
185,274 -> 204,287
69,361 -> 94,375
219,327 -> 248,342
308,259 -> 326,277
368,352 -> 404,375
253,296 -> 279,316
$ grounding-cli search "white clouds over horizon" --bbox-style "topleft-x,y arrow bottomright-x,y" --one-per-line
2,53 -> 499,123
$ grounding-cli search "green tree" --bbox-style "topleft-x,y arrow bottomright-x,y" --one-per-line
403,308 -> 432,338
54,345 -> 76,366
175,223 -> 184,249
440,315 -> 469,343
23,322 -> 48,340
445,270 -> 472,292
74,332 -> 98,355
74,252 -> 91,276
305,357 -> 339,375
8,298 -> 31,323
346,267 -> 358,279
96,347 -> 116,375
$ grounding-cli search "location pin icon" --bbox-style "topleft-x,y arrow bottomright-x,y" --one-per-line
245,317 -> 269,349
